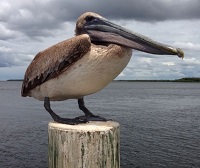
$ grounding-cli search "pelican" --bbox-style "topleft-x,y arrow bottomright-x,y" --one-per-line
21,12 -> 184,124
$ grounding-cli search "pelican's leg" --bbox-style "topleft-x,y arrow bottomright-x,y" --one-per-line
78,97 -> 93,116
44,97 -> 87,125
77,97 -> 107,121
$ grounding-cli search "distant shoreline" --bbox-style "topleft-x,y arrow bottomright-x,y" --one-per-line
7,79 -> 23,81
5,77 -> 200,82
115,77 -> 200,82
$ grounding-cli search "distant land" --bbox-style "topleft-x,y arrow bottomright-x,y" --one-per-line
115,77 -> 200,82
6,78 -> 200,82
7,79 -> 23,81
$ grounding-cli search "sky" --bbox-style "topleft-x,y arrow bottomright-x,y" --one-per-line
0,0 -> 199,80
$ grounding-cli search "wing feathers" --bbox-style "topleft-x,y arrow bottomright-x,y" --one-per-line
21,34 -> 91,96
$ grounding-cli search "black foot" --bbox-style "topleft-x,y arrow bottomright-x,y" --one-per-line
44,97 -> 109,125
76,114 -> 107,122
54,117 -> 88,125
77,97 -> 109,122
44,97 -> 88,125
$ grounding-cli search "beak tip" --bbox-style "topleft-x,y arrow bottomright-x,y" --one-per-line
177,48 -> 184,59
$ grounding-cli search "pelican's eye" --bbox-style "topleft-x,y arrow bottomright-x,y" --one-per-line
85,16 -> 96,22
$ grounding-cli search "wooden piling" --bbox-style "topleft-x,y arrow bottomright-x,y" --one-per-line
48,121 -> 120,168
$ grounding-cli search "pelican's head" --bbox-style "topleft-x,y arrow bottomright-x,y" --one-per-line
75,12 -> 184,58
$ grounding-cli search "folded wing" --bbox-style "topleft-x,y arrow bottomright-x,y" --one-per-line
21,34 -> 91,96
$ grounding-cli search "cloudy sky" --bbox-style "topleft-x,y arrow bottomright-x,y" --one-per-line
0,0 -> 199,80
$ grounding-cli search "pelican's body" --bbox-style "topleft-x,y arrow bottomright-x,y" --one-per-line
21,12 -> 184,124
28,35 -> 131,101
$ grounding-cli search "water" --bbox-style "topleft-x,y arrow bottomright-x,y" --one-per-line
0,81 -> 200,168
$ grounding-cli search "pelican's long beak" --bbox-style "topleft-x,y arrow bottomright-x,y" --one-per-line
82,17 -> 184,58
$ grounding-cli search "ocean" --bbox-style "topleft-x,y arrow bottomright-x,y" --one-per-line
0,81 -> 200,168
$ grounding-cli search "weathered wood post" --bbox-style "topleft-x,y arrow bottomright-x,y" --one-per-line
48,121 -> 120,168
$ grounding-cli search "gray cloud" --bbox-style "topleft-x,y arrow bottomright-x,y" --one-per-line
0,0 -> 199,80
1,0 -> 199,39
48,0 -> 200,21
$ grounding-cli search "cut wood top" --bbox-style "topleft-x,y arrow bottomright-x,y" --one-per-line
48,121 -> 119,132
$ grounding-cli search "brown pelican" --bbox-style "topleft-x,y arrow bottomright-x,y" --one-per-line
21,12 -> 184,124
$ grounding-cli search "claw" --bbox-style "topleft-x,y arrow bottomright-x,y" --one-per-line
76,114 -> 107,122
55,117 -> 88,125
